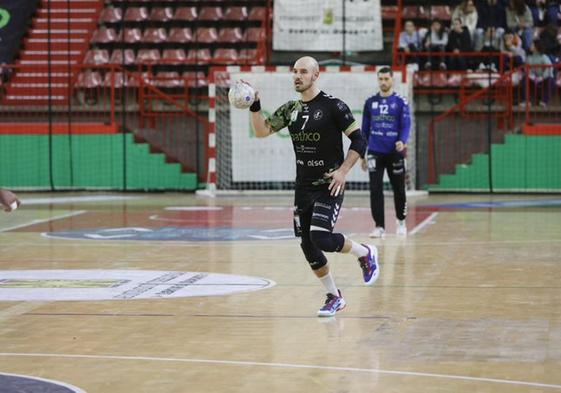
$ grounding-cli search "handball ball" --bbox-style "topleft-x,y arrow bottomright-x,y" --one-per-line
228,81 -> 255,109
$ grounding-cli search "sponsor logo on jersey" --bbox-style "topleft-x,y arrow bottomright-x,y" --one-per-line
306,159 -> 324,167
296,159 -> 304,165
291,131 -> 321,142
290,109 -> 299,123
313,109 -> 323,120
372,102 -> 379,109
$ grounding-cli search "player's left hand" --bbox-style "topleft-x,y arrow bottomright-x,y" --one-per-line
325,169 -> 346,197
395,141 -> 406,152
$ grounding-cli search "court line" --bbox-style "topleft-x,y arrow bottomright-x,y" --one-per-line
0,352 -> 559,390
410,212 -> 439,236
0,211 -> 87,233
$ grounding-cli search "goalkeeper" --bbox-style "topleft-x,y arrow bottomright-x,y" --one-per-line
242,56 -> 380,317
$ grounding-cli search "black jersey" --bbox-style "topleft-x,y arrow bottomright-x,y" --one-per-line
266,91 -> 359,187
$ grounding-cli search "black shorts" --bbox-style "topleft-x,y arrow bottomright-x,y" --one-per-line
293,185 -> 344,236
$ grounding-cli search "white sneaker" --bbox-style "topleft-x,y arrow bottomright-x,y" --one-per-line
369,227 -> 385,238
396,220 -> 407,236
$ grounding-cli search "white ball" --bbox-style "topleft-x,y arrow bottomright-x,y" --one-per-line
228,81 -> 255,109
9,201 -> 18,211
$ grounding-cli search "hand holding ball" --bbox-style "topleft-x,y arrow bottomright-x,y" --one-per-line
228,81 -> 255,109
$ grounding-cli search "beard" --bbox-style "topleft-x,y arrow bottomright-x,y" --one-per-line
294,81 -> 312,92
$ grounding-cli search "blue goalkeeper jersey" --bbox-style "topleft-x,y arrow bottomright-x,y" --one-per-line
361,91 -> 411,154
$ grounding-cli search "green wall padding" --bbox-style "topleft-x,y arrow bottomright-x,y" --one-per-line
0,134 -> 197,190
429,134 -> 561,192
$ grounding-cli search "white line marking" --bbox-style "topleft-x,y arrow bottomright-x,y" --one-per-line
0,371 -> 86,393
20,195 -> 142,205
410,212 -> 438,236
0,211 -> 86,233
0,352 -> 559,390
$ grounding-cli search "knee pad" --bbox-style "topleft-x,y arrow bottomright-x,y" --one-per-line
310,230 -> 345,253
300,240 -> 327,270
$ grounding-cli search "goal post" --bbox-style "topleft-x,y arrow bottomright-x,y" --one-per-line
205,65 -> 416,194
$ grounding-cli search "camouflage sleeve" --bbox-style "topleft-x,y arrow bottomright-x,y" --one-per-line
265,100 -> 301,133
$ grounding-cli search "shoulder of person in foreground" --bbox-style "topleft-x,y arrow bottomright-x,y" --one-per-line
265,99 -> 303,133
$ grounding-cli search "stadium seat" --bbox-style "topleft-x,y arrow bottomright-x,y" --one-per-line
103,71 -> 128,88
213,49 -> 238,64
223,6 -> 248,21
185,49 -> 212,64
149,7 -> 174,22
84,49 -> 110,65
402,6 -> 423,19
124,7 -> 149,22
136,49 -> 161,64
430,6 -> 451,21
154,72 -> 183,88
381,6 -> 398,20
168,28 -> 193,43
196,28 -> 218,44
76,71 -> 103,88
239,49 -> 264,64
142,28 -> 168,43
162,49 -> 187,64
99,7 -> 122,23
556,72 -> 561,88
182,71 -> 207,88
199,7 -> 223,21
91,27 -> 119,44
123,28 -> 142,43
244,28 -> 265,42
248,7 -> 266,21
109,49 -> 136,65
218,28 -> 243,43
174,7 -> 197,21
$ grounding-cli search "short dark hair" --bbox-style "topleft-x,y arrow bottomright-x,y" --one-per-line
377,66 -> 393,76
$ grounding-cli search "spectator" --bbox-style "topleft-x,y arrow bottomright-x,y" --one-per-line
538,23 -> 561,62
527,0 -> 560,27
506,0 -> 534,50
476,27 -> 504,70
447,18 -> 474,73
500,29 -> 526,69
422,19 -> 449,70
521,39 -> 554,106
398,20 -> 424,65
474,0 -> 507,49
452,0 -> 479,39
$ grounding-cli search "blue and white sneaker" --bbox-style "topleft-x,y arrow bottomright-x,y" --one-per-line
358,244 -> 379,285
317,290 -> 346,317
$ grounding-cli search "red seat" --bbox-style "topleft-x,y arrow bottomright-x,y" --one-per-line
199,7 -> 223,21
402,6 -> 421,19
174,7 -> 197,21
149,7 -> 173,22
103,72 -> 128,88
154,72 -> 183,88
109,49 -> 136,65
99,7 -> 122,23
76,71 -> 103,88
248,7 -> 266,21
84,49 -> 110,65
123,28 -> 142,43
218,28 -> 243,43
142,28 -> 167,43
381,6 -> 398,20
168,28 -> 193,43
223,6 -> 248,21
196,28 -> 218,43
162,49 -> 187,64
124,7 -> 148,22
136,49 -> 161,64
556,72 -> 561,88
239,49 -> 264,64
91,27 -> 119,43
186,49 -> 212,64
182,72 -> 207,88
213,48 -> 238,64
244,28 -> 265,42
244,27 -> 265,42
430,6 -> 451,20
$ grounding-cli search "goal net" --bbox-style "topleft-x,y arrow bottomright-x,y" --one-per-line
207,66 -> 415,193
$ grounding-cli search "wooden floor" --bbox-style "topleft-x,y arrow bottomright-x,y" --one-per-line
0,192 -> 560,393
